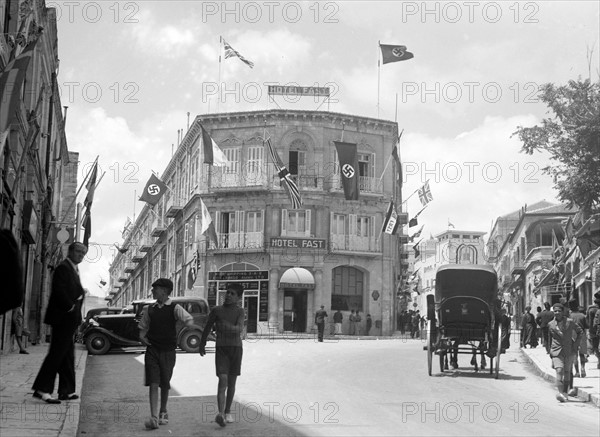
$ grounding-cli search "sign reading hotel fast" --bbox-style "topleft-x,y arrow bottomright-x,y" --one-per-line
270,237 -> 327,249
267,85 -> 330,97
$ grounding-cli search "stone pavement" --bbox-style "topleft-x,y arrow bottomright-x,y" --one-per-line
520,340 -> 600,408
0,342 -> 88,437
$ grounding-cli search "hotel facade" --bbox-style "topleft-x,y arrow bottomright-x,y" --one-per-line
107,110 -> 407,336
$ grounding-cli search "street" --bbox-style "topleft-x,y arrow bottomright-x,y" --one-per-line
77,338 -> 600,436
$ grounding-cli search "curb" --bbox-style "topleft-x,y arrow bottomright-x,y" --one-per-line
520,348 -> 600,408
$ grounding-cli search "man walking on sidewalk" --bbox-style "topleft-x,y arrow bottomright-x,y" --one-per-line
548,303 -> 583,402
32,242 -> 87,404
315,305 -> 328,342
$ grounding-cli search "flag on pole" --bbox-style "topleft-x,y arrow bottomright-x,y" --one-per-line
139,173 -> 168,206
381,201 -> 400,235
418,180 -> 433,206
447,219 -> 455,229
409,225 -> 424,241
334,141 -> 360,201
84,162 -> 98,209
408,205 -> 428,228
413,239 -> 423,258
265,138 -> 303,209
0,39 -> 39,133
222,37 -> 254,68
379,43 -> 414,64
201,124 -> 228,166
392,131 -> 403,190
200,197 -> 219,247
82,209 -> 91,246
188,248 -> 200,289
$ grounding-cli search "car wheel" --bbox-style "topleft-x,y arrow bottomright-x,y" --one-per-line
86,332 -> 111,355
180,330 -> 202,353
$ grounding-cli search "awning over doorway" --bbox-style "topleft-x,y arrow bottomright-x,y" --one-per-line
280,267 -> 315,289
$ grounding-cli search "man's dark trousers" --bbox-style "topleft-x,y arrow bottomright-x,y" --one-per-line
32,322 -> 77,396
317,322 -> 325,342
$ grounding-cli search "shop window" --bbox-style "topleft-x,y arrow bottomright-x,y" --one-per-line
331,266 -> 364,311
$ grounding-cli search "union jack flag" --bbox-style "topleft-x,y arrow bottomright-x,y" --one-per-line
418,180 -> 433,206
222,37 -> 254,68
265,138 -> 302,209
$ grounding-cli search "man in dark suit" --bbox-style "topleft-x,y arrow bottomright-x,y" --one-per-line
32,242 -> 87,403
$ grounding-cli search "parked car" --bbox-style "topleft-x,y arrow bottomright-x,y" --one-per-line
83,297 -> 214,355
77,307 -> 124,342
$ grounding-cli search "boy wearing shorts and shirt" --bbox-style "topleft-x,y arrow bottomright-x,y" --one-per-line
548,303 -> 583,402
199,283 -> 245,427
139,278 -> 193,429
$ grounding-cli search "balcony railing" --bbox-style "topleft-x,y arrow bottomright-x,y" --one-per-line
330,234 -> 380,253
139,236 -> 153,252
212,170 -> 270,189
165,196 -> 184,218
212,231 -> 265,250
330,175 -> 383,194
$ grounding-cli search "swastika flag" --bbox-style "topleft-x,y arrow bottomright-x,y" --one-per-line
334,141 -> 359,200
139,173 -> 168,206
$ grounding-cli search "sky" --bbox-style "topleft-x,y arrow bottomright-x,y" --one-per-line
48,1 -> 600,297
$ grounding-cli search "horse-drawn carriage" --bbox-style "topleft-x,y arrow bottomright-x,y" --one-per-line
425,264 -> 506,378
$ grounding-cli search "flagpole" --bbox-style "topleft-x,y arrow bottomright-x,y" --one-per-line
217,36 -> 222,114
60,155 -> 99,223
377,41 -> 381,118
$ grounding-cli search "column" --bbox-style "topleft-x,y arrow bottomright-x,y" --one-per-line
269,268 -> 279,329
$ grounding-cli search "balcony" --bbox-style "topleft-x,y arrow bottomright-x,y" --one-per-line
124,263 -> 135,273
118,276 -> 127,283
132,251 -> 144,263
165,197 -> 183,218
151,224 -> 166,237
139,236 -> 153,252
329,175 -> 383,195
330,234 -> 381,254
213,231 -> 264,250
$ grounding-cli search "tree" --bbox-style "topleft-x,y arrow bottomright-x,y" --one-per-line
513,79 -> 600,214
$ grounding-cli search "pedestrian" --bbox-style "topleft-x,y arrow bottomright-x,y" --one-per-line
568,300 -> 588,378
199,283 -> 245,427
315,305 -> 328,342
520,306 -> 538,348
538,302 -> 554,353
333,309 -> 343,335
349,310 -> 356,335
586,295 -> 600,368
365,314 -> 372,336
594,300 -> 600,369
535,306 -> 543,343
354,311 -> 362,335
548,303 -> 583,402
10,306 -> 28,354
139,278 -> 194,429
412,310 -> 421,339
32,242 -> 87,404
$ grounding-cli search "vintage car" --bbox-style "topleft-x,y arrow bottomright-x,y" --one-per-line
77,307 -> 124,342
83,297 -> 214,355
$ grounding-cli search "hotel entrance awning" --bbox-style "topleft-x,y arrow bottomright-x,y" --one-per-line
279,267 -> 315,289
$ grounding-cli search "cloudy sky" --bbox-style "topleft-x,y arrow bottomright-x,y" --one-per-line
51,1 -> 599,297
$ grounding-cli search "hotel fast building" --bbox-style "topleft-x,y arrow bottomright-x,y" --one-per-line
107,109 -> 407,336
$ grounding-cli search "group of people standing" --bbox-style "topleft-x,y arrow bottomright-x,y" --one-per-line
521,293 -> 600,402
315,308 -> 373,341
397,309 -> 425,338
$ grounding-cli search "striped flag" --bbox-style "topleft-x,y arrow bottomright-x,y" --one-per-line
201,124 -> 227,166
222,37 -> 254,68
265,138 -> 302,209
381,201 -> 399,235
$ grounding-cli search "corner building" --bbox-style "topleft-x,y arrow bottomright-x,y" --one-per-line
108,110 -> 405,336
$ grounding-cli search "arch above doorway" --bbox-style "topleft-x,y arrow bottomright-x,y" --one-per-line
280,267 -> 315,289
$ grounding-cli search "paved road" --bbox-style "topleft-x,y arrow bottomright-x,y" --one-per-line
77,338 -> 600,436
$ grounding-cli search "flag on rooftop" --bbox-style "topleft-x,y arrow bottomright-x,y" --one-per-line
201,124 -> 227,166
379,43 -> 414,64
265,138 -> 303,209
222,37 -> 254,68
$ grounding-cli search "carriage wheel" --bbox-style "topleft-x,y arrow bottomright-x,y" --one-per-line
494,322 -> 502,379
427,319 -> 434,376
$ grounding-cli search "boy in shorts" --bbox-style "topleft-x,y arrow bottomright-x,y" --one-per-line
199,283 -> 245,427
139,278 -> 193,429
548,303 -> 583,402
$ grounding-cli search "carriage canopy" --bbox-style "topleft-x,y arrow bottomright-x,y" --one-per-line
434,264 -> 498,304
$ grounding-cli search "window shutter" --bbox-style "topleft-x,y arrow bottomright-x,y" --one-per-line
305,209 -> 311,236
260,209 -> 265,232
214,211 -> 221,234
281,209 -> 288,235
349,214 -> 357,236
330,211 -> 335,237
184,223 -> 189,246
370,153 -> 376,178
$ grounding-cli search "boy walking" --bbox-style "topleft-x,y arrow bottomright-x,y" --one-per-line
139,278 -> 193,429
199,283 -> 245,427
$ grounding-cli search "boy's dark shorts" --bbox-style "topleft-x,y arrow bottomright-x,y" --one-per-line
215,346 -> 243,376
144,345 -> 176,389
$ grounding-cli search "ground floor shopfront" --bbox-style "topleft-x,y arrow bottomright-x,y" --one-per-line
194,251 -> 396,336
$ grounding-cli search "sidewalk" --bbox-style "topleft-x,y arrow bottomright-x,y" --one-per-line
520,341 -> 600,408
0,343 -> 88,437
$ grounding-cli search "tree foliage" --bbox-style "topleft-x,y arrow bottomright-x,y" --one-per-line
513,79 -> 600,213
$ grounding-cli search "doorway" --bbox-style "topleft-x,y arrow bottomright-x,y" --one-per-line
244,296 -> 258,333
283,290 -> 307,332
